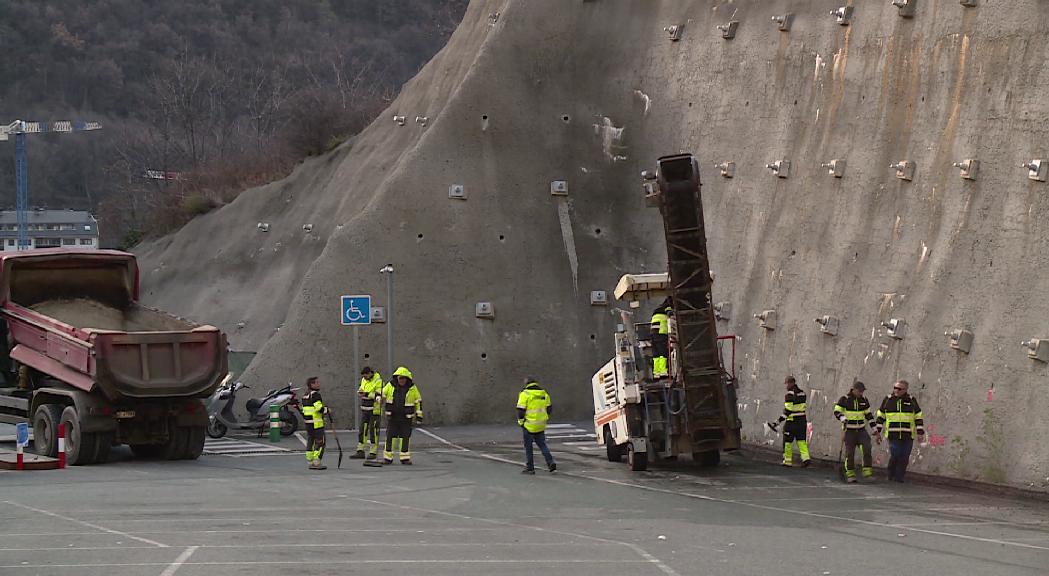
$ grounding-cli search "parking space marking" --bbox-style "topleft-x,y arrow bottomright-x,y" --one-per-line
2,500 -> 168,548
158,546 -> 197,576
203,438 -> 291,456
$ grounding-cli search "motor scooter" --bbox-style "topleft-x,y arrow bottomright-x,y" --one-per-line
206,379 -> 300,439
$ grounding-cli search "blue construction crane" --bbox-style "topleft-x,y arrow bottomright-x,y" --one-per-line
0,120 -> 102,249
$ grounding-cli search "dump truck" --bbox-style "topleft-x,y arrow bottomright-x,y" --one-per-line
0,249 -> 227,464
591,154 -> 741,471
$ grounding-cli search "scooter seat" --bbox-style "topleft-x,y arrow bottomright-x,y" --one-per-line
246,398 -> 263,414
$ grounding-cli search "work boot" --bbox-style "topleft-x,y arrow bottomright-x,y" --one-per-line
521,468 -> 535,475
846,476 -> 857,484
350,450 -> 366,459
309,460 -> 327,471
400,459 -> 412,465
801,459 -> 812,468
383,458 -> 393,465
548,463 -> 557,473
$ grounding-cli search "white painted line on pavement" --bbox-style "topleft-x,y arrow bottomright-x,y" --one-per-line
416,427 -> 469,451
0,542 -> 625,552
354,494 -> 681,576
294,431 -> 307,447
457,450 -> 1049,554
2,500 -> 168,548
159,546 -> 197,576
0,560 -> 651,569
545,424 -> 578,429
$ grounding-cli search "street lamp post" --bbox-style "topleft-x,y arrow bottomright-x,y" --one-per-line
379,264 -> 394,381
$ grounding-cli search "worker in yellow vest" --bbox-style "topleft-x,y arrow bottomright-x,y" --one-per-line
382,366 -> 422,465
300,376 -> 329,470
517,378 -> 556,474
352,367 -> 383,460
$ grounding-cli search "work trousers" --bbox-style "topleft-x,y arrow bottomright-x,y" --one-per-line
843,429 -> 873,478
782,420 -> 810,465
357,411 -> 380,455
523,428 -> 555,470
305,427 -> 326,463
887,437 -> 914,482
651,335 -> 669,377
384,416 -> 413,462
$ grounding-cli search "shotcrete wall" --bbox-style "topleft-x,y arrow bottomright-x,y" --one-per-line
139,0 -> 1049,489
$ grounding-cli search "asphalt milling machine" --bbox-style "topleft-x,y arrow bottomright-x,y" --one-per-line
592,153 -> 741,471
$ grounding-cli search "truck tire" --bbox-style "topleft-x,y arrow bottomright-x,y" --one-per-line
604,427 -> 623,462
33,404 -> 62,457
279,407 -> 298,436
183,426 -> 205,460
628,443 -> 648,472
92,433 -> 114,464
60,406 -> 96,465
163,426 -> 189,460
694,450 -> 720,467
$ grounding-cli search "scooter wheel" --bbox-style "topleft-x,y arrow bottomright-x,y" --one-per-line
206,420 -> 228,439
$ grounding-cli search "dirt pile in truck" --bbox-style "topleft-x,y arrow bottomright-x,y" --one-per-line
31,299 -> 192,332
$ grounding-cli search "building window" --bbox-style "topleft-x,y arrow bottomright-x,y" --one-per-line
84,225 -> 92,231
62,238 -> 76,246
79,238 -> 93,245
60,224 -> 75,231
36,238 -> 61,248
6,240 -> 12,247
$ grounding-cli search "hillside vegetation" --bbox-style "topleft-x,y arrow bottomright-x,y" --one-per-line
0,0 -> 467,246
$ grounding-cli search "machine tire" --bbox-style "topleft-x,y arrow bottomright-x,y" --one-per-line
183,426 -> 205,460
206,419 -> 228,439
604,427 -> 623,462
628,443 -> 648,472
279,407 -> 298,436
32,404 -> 62,457
163,426 -> 189,460
694,450 -> 721,467
60,406 -> 95,465
130,444 -> 163,459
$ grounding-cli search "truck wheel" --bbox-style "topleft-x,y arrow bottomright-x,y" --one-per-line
206,419 -> 228,439
183,426 -> 205,460
694,450 -> 720,467
92,433 -> 114,464
279,407 -> 298,436
33,404 -> 62,457
628,443 -> 648,472
60,406 -> 96,465
163,426 -> 189,460
604,427 -> 623,462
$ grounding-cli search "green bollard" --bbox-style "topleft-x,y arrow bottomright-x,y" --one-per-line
269,404 -> 281,442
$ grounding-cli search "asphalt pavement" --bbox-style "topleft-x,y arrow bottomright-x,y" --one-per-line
1,422 -> 1047,575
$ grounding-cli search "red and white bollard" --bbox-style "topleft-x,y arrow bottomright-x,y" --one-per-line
57,423 -> 66,469
16,443 -> 24,471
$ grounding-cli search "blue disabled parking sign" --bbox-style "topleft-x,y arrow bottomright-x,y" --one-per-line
341,295 -> 372,325
15,422 -> 29,447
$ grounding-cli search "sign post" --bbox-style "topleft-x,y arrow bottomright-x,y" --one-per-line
15,422 -> 28,471
341,295 -> 372,434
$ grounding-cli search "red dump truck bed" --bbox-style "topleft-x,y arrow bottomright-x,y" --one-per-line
0,249 -> 226,464
0,249 -> 226,400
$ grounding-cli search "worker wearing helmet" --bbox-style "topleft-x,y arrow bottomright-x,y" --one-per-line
381,366 -> 422,465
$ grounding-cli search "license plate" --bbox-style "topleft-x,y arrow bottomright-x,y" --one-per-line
115,410 -> 136,419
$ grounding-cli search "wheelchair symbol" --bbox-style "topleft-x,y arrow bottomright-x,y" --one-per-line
345,302 -> 365,322
341,295 -> 371,325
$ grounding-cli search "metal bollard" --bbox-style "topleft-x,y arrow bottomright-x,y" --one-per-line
16,443 -> 23,471
57,423 -> 66,469
269,404 -> 280,442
